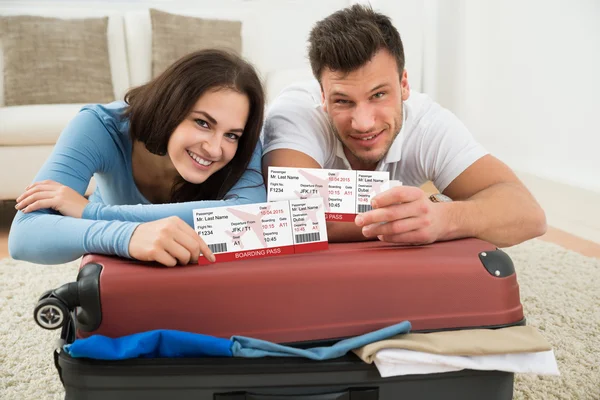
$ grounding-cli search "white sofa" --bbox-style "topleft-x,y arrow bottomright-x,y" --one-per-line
0,0 -> 427,200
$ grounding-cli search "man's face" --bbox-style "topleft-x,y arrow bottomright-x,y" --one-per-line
321,50 -> 409,170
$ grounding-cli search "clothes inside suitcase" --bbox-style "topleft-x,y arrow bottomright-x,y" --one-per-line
38,238 -> 524,400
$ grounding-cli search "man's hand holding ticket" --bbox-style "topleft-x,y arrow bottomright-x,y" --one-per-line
355,184 -> 448,246
265,166 -> 458,247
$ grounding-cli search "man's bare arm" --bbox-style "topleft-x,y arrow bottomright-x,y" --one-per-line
357,154 -> 546,248
262,149 -> 370,242
438,154 -> 547,247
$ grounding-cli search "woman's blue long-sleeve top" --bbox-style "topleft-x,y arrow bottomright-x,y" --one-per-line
8,102 -> 266,264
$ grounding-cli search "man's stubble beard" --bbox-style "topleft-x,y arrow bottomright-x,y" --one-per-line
330,102 -> 404,169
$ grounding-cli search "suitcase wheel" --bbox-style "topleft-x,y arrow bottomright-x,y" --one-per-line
34,297 -> 69,330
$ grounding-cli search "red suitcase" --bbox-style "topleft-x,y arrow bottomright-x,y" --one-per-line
36,238 -> 523,400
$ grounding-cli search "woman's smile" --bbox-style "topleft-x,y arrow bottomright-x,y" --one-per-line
186,149 -> 214,169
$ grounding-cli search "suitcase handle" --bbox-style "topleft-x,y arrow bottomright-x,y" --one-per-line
215,388 -> 378,400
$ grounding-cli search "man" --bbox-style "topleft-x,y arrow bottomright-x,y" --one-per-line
262,4 -> 546,247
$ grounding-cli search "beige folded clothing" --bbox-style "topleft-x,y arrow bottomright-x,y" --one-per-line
354,326 -> 552,364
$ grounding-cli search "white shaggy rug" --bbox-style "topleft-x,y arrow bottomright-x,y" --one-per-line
0,239 -> 598,400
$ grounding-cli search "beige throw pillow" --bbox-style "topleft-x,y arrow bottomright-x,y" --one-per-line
150,9 -> 242,78
0,15 -> 114,106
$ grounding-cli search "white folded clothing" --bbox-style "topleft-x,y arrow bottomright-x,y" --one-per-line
373,349 -> 560,378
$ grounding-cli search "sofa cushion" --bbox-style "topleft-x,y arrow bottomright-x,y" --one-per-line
150,8 -> 242,78
0,145 -> 56,199
0,15 -> 114,106
0,104 -> 84,146
0,145 -> 96,200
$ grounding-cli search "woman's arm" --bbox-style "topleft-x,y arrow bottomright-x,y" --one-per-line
9,211 -> 139,264
8,106 -> 141,264
83,142 -> 267,227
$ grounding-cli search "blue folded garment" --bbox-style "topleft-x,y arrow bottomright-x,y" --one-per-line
231,321 -> 411,360
64,330 -> 233,359
64,321 -> 411,361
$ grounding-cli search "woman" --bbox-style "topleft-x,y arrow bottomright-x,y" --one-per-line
9,49 -> 266,266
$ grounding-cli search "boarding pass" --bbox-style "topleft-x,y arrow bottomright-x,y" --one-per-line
267,166 -> 400,222
193,198 -> 328,264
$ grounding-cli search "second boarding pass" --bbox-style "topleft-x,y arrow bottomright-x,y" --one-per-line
267,166 -> 401,222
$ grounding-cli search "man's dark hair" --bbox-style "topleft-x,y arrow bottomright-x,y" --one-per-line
124,49 -> 265,203
308,4 -> 405,82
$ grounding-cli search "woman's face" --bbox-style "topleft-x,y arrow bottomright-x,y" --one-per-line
167,88 -> 250,184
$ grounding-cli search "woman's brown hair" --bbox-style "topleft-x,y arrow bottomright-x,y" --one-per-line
124,49 -> 265,203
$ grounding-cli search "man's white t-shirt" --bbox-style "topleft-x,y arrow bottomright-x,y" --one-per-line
262,80 -> 488,192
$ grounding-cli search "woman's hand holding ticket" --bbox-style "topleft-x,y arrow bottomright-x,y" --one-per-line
355,186 -> 447,245
129,216 -> 215,267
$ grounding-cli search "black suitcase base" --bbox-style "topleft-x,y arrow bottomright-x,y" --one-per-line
55,350 -> 514,400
